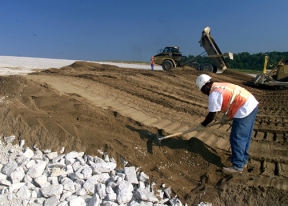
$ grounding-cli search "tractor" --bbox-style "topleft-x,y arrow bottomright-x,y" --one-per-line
254,55 -> 288,88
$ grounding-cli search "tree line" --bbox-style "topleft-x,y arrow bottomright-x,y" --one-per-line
187,51 -> 288,71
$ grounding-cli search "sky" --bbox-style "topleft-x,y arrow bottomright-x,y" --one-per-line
0,0 -> 287,62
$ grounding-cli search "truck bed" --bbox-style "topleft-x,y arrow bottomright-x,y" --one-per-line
199,27 -> 228,73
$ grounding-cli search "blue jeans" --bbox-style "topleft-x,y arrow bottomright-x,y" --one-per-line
151,64 -> 154,70
230,106 -> 258,171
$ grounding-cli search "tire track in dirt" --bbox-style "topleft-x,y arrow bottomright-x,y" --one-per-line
105,69 -> 288,191
26,68 -> 288,192
21,63 -> 288,204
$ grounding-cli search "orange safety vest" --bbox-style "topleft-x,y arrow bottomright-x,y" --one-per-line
210,82 -> 252,119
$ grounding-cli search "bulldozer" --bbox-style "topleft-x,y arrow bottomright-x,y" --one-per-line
153,27 -> 233,73
253,55 -> 288,88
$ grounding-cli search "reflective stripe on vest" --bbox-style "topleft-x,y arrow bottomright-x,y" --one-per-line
210,82 -> 252,119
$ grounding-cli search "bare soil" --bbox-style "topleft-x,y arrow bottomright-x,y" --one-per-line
0,62 -> 287,206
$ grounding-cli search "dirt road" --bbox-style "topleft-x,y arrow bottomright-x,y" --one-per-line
0,61 -> 287,205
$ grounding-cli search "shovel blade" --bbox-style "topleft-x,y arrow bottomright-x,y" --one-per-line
155,134 -> 164,146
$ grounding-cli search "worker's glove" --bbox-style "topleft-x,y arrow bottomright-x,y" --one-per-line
219,115 -> 231,125
195,124 -> 205,131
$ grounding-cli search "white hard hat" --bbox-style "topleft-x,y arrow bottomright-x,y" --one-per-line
196,74 -> 212,90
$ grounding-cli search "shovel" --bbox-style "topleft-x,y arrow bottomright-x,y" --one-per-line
156,122 -> 222,146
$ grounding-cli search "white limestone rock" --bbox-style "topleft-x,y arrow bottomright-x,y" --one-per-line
23,148 -> 34,159
115,180 -> 133,204
124,166 -> 139,184
88,193 -> 100,206
91,162 -> 117,174
69,197 -> 86,206
34,175 -> 49,188
16,186 -> 31,200
41,184 -> 63,198
27,160 -> 47,178
2,161 -> 18,176
10,167 -> 25,183
134,188 -> 159,202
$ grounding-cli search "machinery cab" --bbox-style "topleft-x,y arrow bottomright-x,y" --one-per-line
154,46 -> 184,67
276,60 -> 288,81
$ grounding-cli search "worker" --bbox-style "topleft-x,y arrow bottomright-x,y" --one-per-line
150,56 -> 155,70
195,74 -> 259,173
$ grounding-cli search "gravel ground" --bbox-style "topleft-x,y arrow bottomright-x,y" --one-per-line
0,138 -> 41,206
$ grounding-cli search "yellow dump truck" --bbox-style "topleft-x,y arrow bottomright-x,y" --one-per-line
153,27 -> 233,73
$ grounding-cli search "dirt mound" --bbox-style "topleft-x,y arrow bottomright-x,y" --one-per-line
65,61 -> 119,70
0,62 -> 287,206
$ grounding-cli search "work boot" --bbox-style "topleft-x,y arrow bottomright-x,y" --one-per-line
223,167 -> 243,173
226,157 -> 248,169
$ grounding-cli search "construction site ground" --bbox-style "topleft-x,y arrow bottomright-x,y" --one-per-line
0,61 -> 287,206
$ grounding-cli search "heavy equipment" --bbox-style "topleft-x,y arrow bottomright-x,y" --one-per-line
153,27 -> 233,73
253,56 -> 288,88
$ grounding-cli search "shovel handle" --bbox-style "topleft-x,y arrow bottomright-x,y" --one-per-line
162,122 -> 221,140
162,132 -> 185,139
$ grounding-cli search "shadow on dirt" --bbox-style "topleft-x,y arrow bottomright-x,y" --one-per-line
125,125 -> 155,154
243,81 -> 288,90
126,124 -> 224,168
159,137 -> 224,168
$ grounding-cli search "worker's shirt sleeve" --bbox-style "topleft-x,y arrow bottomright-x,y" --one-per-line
208,91 -> 223,112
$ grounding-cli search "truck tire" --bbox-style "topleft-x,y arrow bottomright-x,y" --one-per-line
200,63 -> 214,72
162,60 -> 173,71
189,62 -> 201,71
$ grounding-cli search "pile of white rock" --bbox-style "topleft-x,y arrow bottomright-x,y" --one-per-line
0,135 -> 185,206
